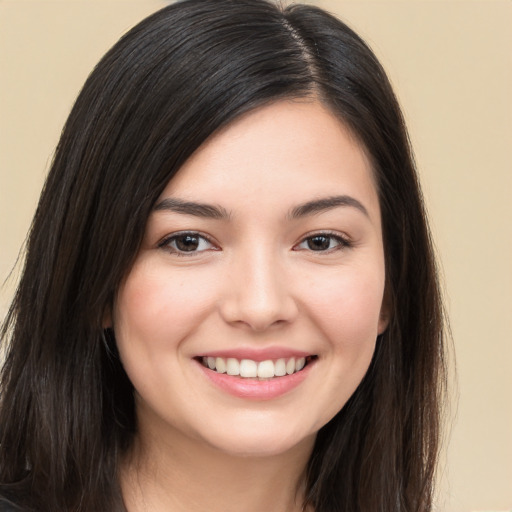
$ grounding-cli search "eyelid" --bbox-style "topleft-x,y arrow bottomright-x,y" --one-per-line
293,230 -> 353,252
158,230 -> 219,256
157,229 -> 352,255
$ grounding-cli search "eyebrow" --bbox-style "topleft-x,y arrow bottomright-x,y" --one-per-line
153,197 -> 230,219
289,195 -> 369,219
153,194 -> 368,220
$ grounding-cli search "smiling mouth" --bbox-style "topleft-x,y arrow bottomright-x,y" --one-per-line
198,355 -> 317,379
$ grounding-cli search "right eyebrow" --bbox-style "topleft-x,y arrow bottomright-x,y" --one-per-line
153,197 -> 230,220
289,194 -> 369,219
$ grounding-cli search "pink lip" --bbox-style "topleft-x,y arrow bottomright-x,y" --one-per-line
195,357 -> 316,401
198,347 -> 311,362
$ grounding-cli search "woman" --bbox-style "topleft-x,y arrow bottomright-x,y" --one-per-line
0,0 -> 447,510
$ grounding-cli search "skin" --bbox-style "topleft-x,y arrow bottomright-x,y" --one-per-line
114,99 -> 388,512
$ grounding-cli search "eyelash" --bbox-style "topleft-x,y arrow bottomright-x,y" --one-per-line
158,230 -> 352,256
158,231 -> 217,257
293,231 -> 352,253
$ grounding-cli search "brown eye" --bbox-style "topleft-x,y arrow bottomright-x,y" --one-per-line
174,234 -> 201,252
307,235 -> 332,251
160,232 -> 215,255
294,233 -> 351,252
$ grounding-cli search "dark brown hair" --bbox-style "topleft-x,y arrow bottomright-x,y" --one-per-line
0,1 -> 447,510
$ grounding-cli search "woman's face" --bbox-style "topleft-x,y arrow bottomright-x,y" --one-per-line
113,99 -> 388,457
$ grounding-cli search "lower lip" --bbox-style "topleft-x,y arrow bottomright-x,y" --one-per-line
196,360 -> 315,400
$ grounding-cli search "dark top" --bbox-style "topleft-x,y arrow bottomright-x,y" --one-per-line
0,497 -> 23,511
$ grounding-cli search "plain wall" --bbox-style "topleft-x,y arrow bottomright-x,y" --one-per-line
1,1 -> 511,511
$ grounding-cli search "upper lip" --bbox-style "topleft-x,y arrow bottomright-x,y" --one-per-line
197,347 -> 314,362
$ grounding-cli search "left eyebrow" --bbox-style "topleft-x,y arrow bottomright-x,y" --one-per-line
289,195 -> 369,219
153,197 -> 230,219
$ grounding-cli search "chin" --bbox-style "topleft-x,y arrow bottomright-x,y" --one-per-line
197,420 -> 317,459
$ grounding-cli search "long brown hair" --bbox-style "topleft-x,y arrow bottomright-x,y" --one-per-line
0,1 -> 447,510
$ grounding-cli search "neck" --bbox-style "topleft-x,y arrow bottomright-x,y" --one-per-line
120,405 -> 315,512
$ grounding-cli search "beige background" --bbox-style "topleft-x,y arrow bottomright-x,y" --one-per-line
1,1 -> 511,511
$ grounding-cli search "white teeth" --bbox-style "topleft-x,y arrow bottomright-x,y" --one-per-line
239,359 -> 258,378
215,357 -> 226,374
257,360 -> 275,379
226,358 -> 239,376
201,355 -> 311,378
274,358 -> 286,377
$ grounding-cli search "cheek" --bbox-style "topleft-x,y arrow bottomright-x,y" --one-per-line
299,267 -> 385,426
113,261 -> 219,360
303,264 -> 386,352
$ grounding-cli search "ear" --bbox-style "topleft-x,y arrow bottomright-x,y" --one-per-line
377,286 -> 391,335
102,307 -> 112,329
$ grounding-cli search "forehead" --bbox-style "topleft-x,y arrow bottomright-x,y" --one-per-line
160,99 -> 380,223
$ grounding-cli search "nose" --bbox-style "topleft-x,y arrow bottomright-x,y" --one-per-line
219,248 -> 299,332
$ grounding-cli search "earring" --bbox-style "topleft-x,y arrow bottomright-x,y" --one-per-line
101,327 -> 116,357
